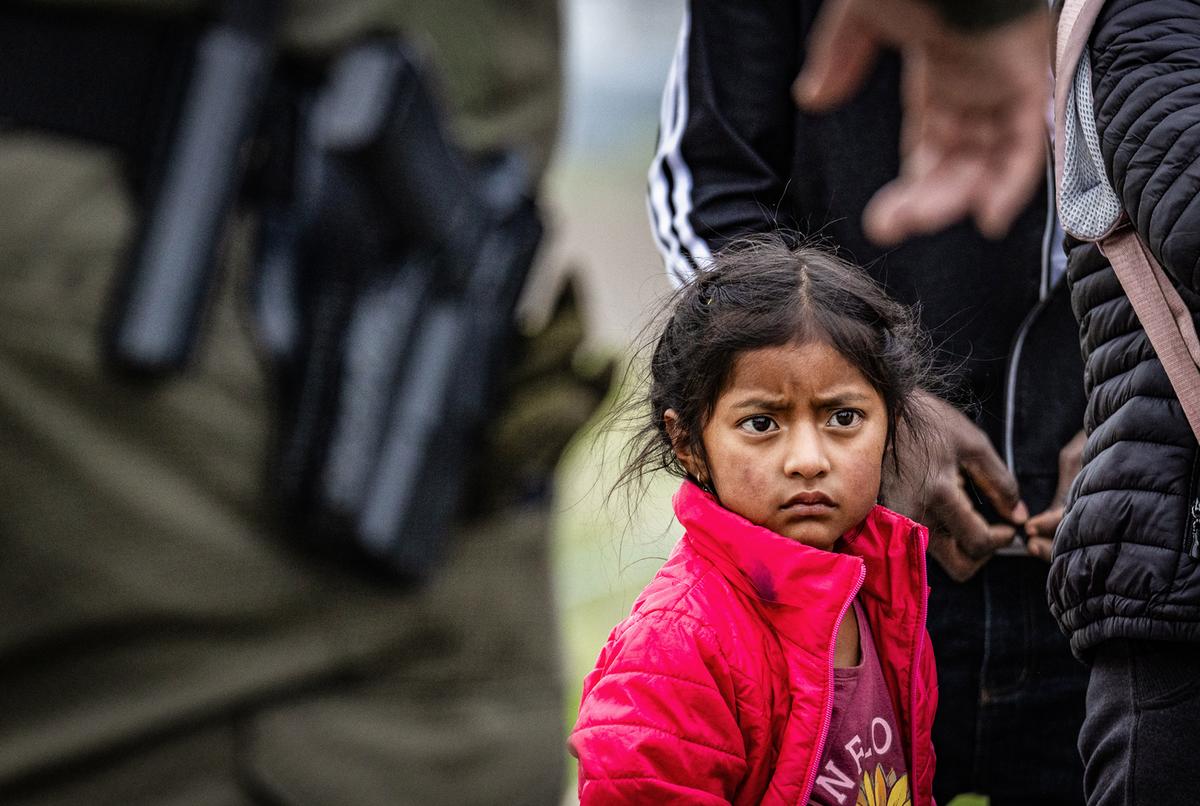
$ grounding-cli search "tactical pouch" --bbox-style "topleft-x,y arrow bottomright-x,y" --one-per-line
106,0 -> 284,377
256,40 -> 542,582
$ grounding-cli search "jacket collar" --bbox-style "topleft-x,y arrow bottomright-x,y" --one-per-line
672,481 -> 931,806
672,480 -> 926,615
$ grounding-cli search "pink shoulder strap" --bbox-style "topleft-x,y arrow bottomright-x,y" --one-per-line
1054,0 -> 1200,442
1100,228 -> 1200,440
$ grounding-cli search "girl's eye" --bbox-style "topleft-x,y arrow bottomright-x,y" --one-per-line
828,409 -> 863,428
739,415 -> 778,434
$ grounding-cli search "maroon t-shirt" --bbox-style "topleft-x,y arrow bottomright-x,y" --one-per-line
809,601 -> 911,806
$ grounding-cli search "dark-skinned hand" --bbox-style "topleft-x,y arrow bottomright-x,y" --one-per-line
885,392 -> 1029,582
1024,430 -> 1086,563
793,0 -> 1050,246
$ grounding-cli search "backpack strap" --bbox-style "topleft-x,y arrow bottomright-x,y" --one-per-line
1100,226 -> 1200,441
1053,0 -> 1200,443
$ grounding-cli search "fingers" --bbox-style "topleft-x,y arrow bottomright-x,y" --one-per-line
974,9 -> 1053,234
1024,509 -> 1060,563
951,415 -> 1027,525
1026,535 -> 1053,563
927,530 -> 988,582
986,522 -> 1019,551
974,114 -> 1046,239
928,478 -> 1015,561
1026,506 -> 1061,563
1026,506 -> 1063,539
863,150 -> 986,247
793,0 -> 881,112
1021,432 -> 1087,564
1054,430 -> 1087,505
856,4 -> 1049,245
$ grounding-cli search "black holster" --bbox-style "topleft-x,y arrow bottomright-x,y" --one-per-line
0,5 -> 540,582
255,40 -> 543,581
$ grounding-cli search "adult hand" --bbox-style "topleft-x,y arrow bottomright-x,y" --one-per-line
1025,430 -> 1086,563
885,393 -> 1028,582
793,0 -> 1050,246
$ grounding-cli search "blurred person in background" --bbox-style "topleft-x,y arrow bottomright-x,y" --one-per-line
649,0 -> 1086,802
794,0 -> 1051,248
0,1 -> 606,804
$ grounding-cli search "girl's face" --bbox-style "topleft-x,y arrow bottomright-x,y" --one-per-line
675,341 -> 889,550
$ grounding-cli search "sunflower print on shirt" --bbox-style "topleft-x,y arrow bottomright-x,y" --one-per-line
857,765 -> 910,806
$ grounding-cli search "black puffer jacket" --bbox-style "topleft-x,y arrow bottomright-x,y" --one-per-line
1049,0 -> 1200,657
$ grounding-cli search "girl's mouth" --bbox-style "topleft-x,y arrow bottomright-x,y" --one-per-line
781,491 -> 836,515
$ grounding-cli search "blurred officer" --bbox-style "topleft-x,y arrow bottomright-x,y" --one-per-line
0,1 -> 599,804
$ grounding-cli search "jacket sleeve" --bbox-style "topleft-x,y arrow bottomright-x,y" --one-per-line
570,610 -> 747,804
1090,0 -> 1200,292
648,0 -> 801,285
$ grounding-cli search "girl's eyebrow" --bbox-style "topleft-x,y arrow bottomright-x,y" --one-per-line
813,391 -> 872,407
730,390 -> 873,411
730,396 -> 789,412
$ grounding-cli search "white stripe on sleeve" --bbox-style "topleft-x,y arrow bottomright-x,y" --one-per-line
648,8 -> 712,287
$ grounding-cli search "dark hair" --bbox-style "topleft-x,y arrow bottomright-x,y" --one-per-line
619,235 -> 938,493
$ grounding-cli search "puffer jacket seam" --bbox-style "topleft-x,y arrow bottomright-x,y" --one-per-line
1072,487 -> 1184,500
611,605 -> 738,687
587,774 -> 705,782
1083,437 -> 1189,453
1088,391 -> 1185,408
572,722 -> 745,762
1146,114 -> 1200,256
611,605 -> 703,646
594,663 -> 766,724
1070,607 -> 1200,621
1057,536 -> 1184,550
624,571 -> 766,698
595,667 -> 730,692
1088,357 -> 1156,389
620,566 -> 723,636
1082,321 -> 1143,350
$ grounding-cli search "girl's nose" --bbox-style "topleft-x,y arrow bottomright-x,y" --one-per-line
782,426 -> 831,478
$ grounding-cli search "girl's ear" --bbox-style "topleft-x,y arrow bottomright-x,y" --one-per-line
664,408 -> 703,480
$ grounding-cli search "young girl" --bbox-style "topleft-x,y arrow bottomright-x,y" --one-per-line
570,239 -> 938,805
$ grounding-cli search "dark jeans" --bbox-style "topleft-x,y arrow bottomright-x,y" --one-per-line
1080,639 -> 1200,805
928,557 -> 1087,805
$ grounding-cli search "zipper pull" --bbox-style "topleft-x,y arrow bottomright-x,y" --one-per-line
1190,499 -> 1200,559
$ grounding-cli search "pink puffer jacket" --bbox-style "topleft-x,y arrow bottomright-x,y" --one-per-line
571,481 -> 937,805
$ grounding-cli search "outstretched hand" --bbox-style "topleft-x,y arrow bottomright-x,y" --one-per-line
793,0 -> 1050,246
885,393 -> 1028,582
1025,430 -> 1086,562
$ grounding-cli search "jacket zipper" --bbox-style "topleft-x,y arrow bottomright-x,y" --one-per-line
1189,500 -> 1200,560
798,562 -> 866,805
1189,452 -> 1200,559
909,526 -> 930,805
